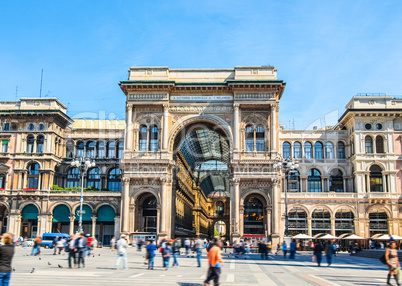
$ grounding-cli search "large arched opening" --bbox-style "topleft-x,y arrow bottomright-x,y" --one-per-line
21,204 -> 39,238
0,204 -> 8,234
172,120 -> 231,239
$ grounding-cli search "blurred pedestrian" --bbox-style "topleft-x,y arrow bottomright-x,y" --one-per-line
282,241 -> 288,258
162,241 -> 172,270
195,236 -> 204,267
56,237 -> 65,255
146,240 -> 157,270
75,232 -> 87,268
110,237 -> 116,250
172,238 -> 180,267
67,234 -> 77,269
31,236 -> 41,256
184,238 -> 190,257
115,234 -> 128,269
52,236 -> 58,255
325,241 -> 334,266
0,233 -> 15,286
289,239 -> 297,259
385,241 -> 400,286
313,242 -> 324,267
204,238 -> 223,286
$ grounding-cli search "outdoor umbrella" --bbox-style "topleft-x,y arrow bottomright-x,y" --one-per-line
292,234 -> 313,239
344,234 -> 366,240
375,234 -> 402,240
318,234 -> 339,240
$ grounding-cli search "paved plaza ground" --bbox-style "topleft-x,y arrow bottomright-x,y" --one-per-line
10,247 -> 391,286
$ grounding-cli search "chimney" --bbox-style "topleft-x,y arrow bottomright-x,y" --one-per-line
313,126 -> 317,130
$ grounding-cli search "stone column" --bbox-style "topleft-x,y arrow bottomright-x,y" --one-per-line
230,178 -> 240,239
270,104 -> 277,154
331,218 -> 336,236
234,104 -> 240,151
69,215 -> 75,235
126,103 -> 133,150
162,104 -> 169,150
365,173 -> 370,192
271,180 -> 280,249
266,207 -> 272,237
160,177 -> 173,238
307,217 -> 312,237
91,216 -> 97,237
121,178 -> 130,233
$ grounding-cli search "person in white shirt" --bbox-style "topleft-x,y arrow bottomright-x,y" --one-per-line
184,238 -> 191,257
115,234 -> 128,269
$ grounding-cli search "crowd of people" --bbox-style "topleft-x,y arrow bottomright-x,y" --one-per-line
1,232 -> 402,286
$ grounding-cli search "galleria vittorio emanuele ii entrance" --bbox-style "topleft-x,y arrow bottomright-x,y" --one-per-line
119,66 -> 285,245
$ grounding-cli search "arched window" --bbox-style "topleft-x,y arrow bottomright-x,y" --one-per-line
288,170 -> 300,192
36,135 -> 44,153
149,126 -> 158,152
142,196 -> 157,232
87,168 -> 100,190
335,209 -> 354,236
370,165 -> 383,192
27,136 -> 35,153
107,141 -> 116,158
27,163 -> 40,189
288,208 -> 307,235
312,208 -> 331,236
308,168 -> 322,192
66,168 -> 80,188
315,142 -> 323,159
293,142 -> 302,159
245,125 -> 254,152
255,126 -> 265,151
86,141 -> 95,158
118,141 -> 124,158
66,141 -> 74,158
330,169 -> 344,192
325,142 -> 334,159
369,212 -> 388,235
337,141 -> 345,159
282,142 -> 291,159
76,141 -> 84,158
376,135 -> 384,153
108,168 -> 121,191
97,142 -> 105,158
216,201 -> 224,216
243,196 -> 264,235
304,142 -> 313,159
139,125 -> 148,151
365,136 -> 373,153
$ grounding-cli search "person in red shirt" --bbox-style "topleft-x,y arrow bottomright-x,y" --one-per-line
86,234 -> 92,256
204,238 -> 224,286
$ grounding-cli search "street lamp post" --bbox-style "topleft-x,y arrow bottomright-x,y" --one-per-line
273,157 -> 299,238
70,157 -> 96,233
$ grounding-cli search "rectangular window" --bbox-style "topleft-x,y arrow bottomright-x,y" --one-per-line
139,139 -> 147,151
3,123 -> 9,131
245,140 -> 253,152
256,140 -> 264,151
2,141 -> 8,153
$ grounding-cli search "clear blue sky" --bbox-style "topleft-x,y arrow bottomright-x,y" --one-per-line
1,1 -> 401,129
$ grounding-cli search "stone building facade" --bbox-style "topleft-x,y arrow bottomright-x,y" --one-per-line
0,67 -> 401,247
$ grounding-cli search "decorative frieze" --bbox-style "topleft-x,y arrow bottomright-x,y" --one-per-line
169,106 -> 233,113
235,93 -> 274,100
128,93 -> 168,101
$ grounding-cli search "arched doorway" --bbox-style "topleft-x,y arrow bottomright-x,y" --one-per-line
96,205 -> 115,245
21,204 -> 39,238
369,211 -> 388,236
172,120 -> 231,238
74,205 -> 93,234
52,204 -> 70,233
288,208 -> 307,235
0,204 -> 9,234
335,208 -> 354,236
312,208 -> 331,236
135,193 -> 158,233
243,195 -> 265,235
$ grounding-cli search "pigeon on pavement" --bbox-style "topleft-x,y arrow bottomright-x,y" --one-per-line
30,268 -> 35,273
48,262 -> 51,265
58,264 -> 63,269
12,268 -> 15,272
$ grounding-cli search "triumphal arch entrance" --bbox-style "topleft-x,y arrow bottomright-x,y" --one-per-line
119,66 -> 285,244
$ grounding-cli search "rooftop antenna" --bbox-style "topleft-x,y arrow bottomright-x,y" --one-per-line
15,86 -> 18,101
292,118 -> 295,130
39,69 -> 43,98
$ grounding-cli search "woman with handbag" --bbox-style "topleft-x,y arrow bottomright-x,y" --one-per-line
385,241 -> 400,286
